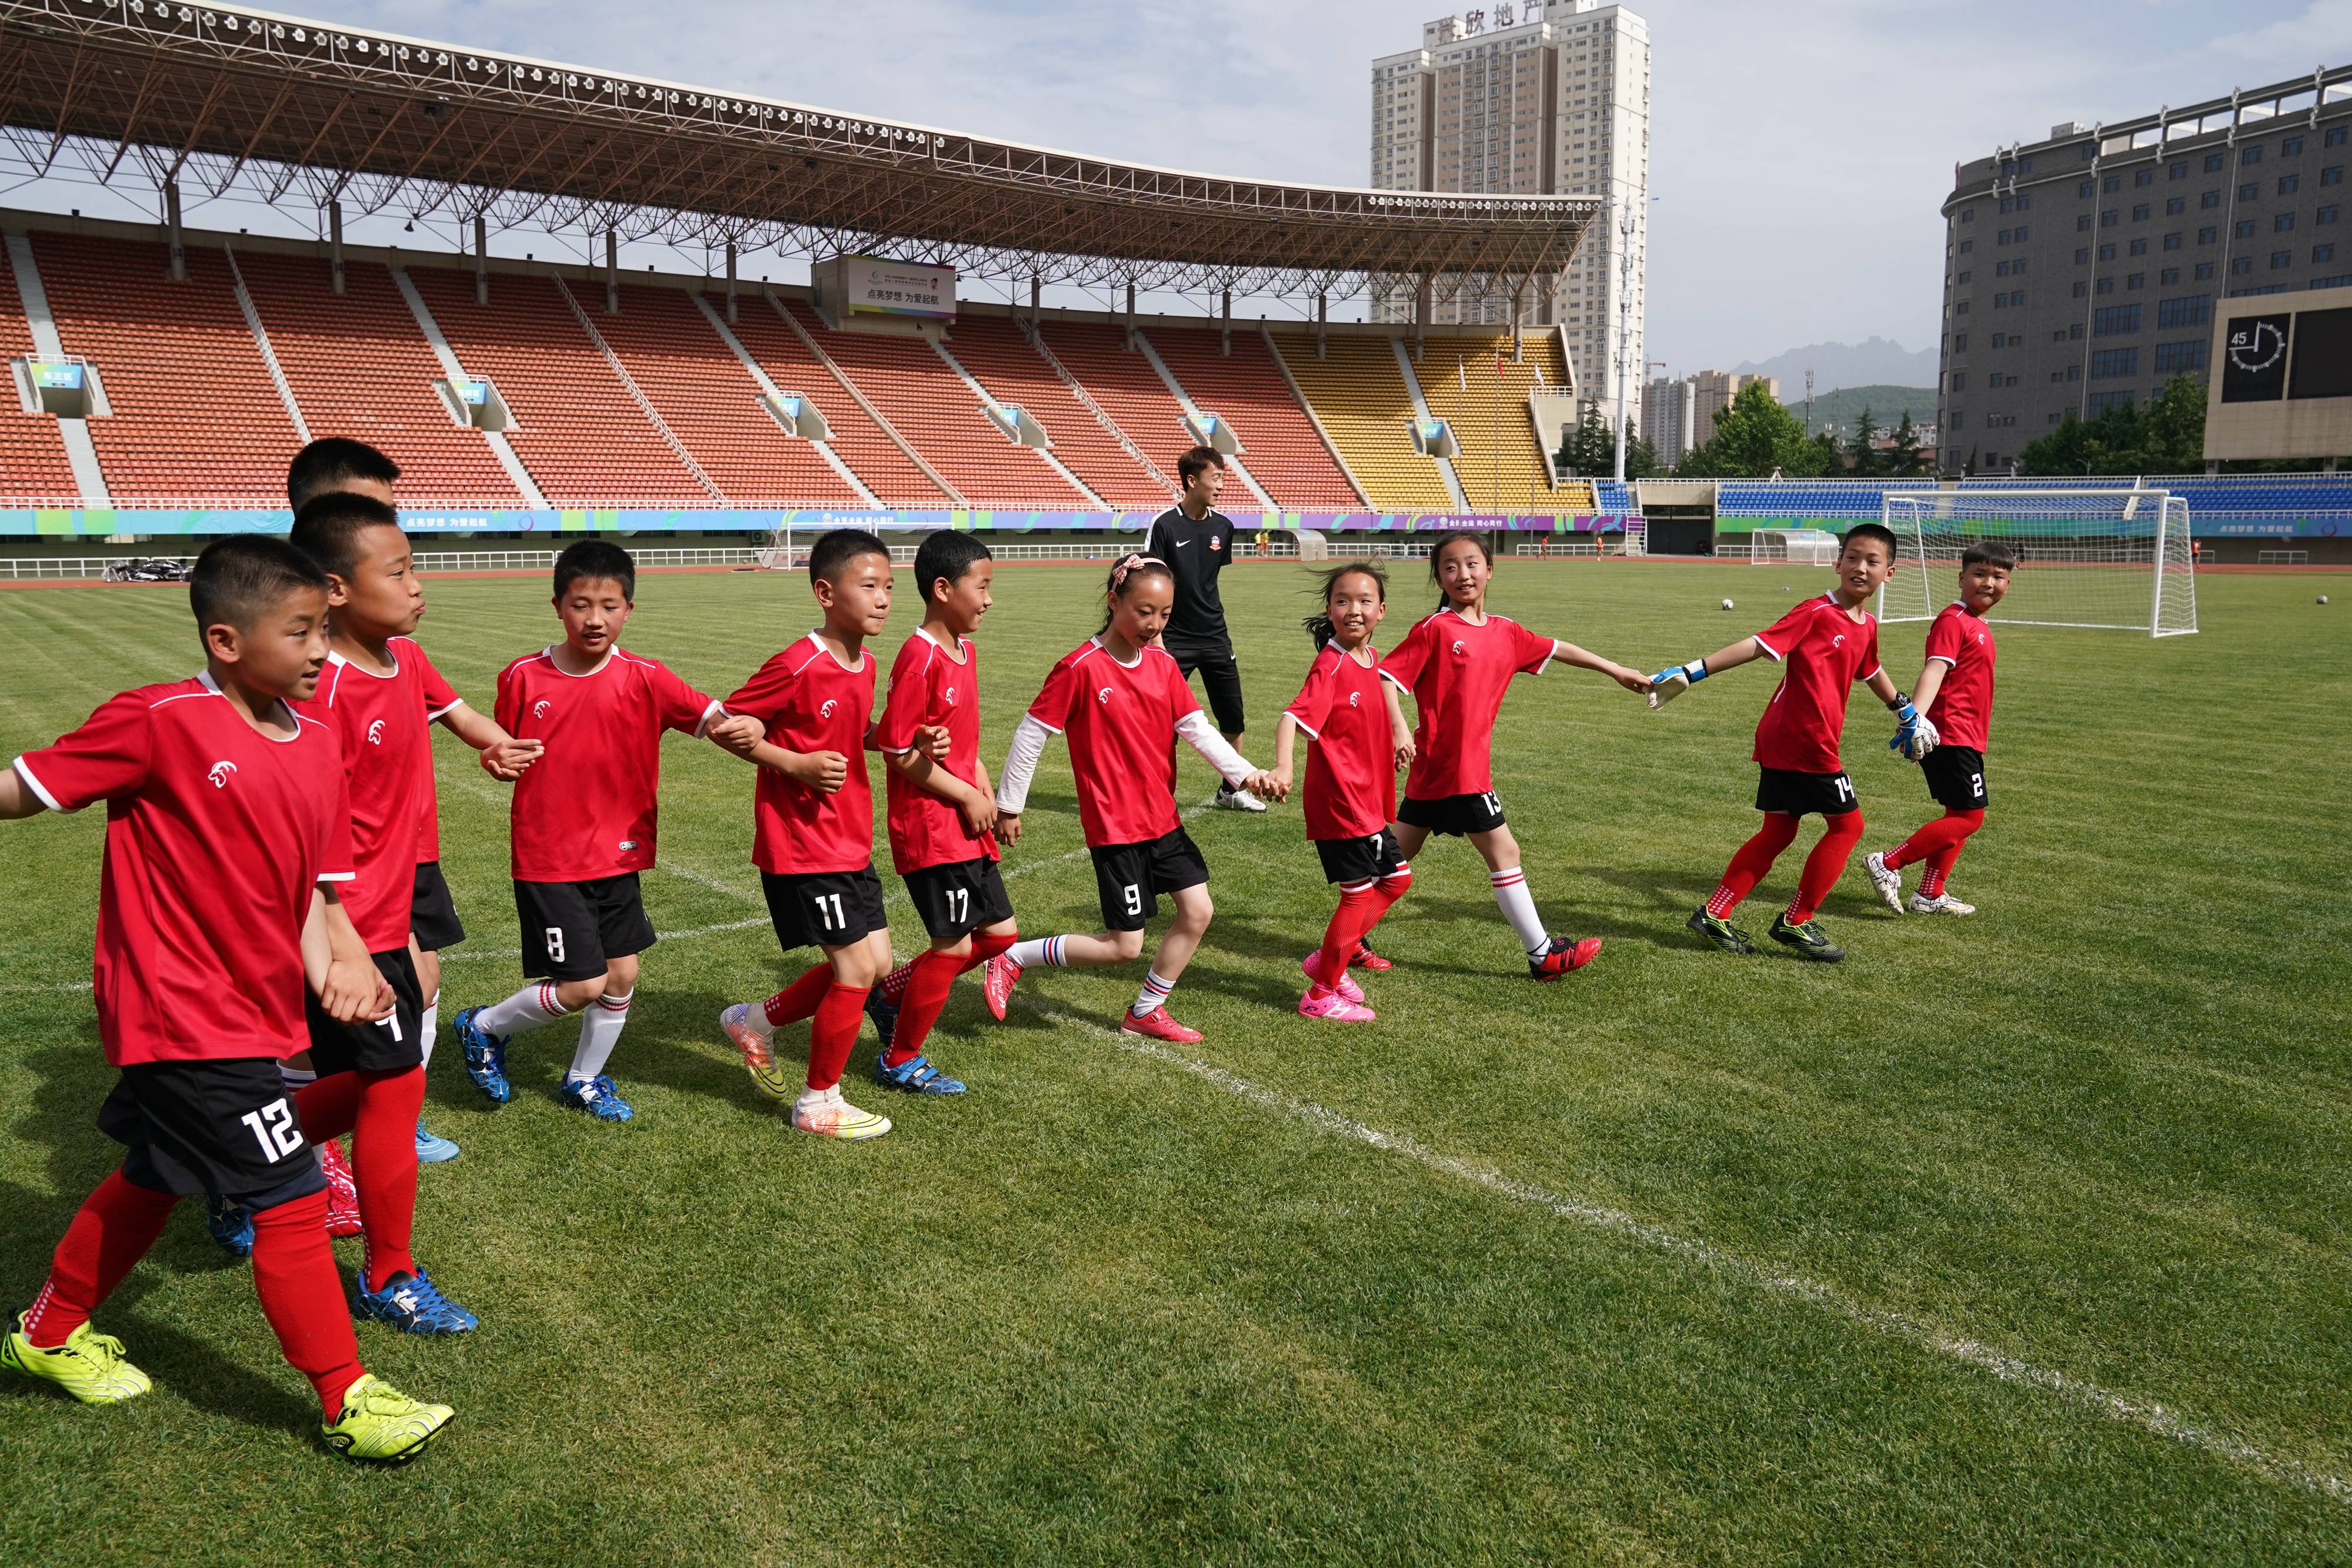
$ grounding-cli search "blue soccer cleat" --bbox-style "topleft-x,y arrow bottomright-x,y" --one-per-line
453,1007 -> 511,1105
556,1074 -> 634,1122
353,1268 -> 479,1335
413,1121 -> 461,1164
863,987 -> 901,1053
205,1196 -> 254,1259
872,1054 -> 966,1095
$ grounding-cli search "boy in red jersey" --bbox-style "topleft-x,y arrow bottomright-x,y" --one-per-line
858,532 -> 1021,1092
1271,562 -> 1413,1022
455,541 -> 740,1122
1647,522 -> 1926,962
0,539 -> 452,1462
716,529 -> 925,1139
1865,541 -> 2013,917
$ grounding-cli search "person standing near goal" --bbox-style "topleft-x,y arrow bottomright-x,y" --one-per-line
1147,447 -> 1263,813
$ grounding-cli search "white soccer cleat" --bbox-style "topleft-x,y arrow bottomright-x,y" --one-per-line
1907,892 -> 1976,916
1862,851 -> 1907,915
1215,785 -> 1268,813
791,1086 -> 891,1141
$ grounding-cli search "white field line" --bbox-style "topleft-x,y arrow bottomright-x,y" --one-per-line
1014,993 -> 2352,1510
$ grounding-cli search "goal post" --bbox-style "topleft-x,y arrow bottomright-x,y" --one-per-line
1746,528 -> 1840,566
1879,487 -> 2198,637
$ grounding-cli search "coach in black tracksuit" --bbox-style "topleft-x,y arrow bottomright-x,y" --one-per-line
1147,445 -> 1265,812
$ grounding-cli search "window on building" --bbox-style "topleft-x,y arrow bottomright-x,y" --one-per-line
2240,182 -> 2260,200
2280,174 -> 2301,195
2102,209 -> 2119,226
2323,206 -> 2341,225
2243,146 -> 2264,165
2072,280 -> 2089,297
1958,238 -> 1974,253
2096,276 -> 2115,294
2078,179 -> 2096,198
2330,126 -> 2350,148
2070,322 -> 2085,339
2103,175 -> 2121,193
1947,373 -> 1965,392
1995,260 -> 2010,276
2127,272 -> 2146,289
2233,256 -> 2254,274
2272,250 -> 2293,269
2093,303 -> 2140,334
2134,168 -> 2154,186
2316,244 -> 2337,264
2075,247 -> 2092,263
2327,168 -> 2346,186
2153,341 -> 2207,374
1952,332 -> 1968,351
2204,152 -> 2226,172
2199,225 -> 2219,243
2077,213 -> 2094,232
2087,390 -> 2136,414
2096,242 -> 2115,260
1956,300 -> 1969,313
2163,233 -> 2182,251
2277,212 -> 2297,232
2156,293 -> 2211,327
2283,135 -> 2305,156
2160,267 -> 2181,285
2196,262 -> 2216,279
2236,219 -> 2258,238
1957,270 -> 1972,284
2014,223 -> 2029,239
2089,348 -> 2139,377
2132,202 -> 2150,220
2170,161 -> 2189,179
2166,196 -> 2186,215
1960,208 -> 1974,222
2068,363 -> 2083,379
2129,239 -> 2148,255
2201,189 -> 2221,208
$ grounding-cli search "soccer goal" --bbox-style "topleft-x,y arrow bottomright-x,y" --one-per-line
1879,487 -> 2198,637
1746,528 -> 1840,566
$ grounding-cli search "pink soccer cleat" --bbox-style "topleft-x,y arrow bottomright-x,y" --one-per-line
319,1138 -> 363,1239
1298,988 -> 1377,1023
981,954 -> 1021,1022
1299,951 -> 1366,1004
1120,1008 -> 1202,1044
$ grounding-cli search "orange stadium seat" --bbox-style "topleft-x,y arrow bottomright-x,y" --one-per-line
405,265 -> 707,506
1267,333 -> 1451,511
30,235 -> 300,501
1143,327 -> 1362,510
783,303 -> 1087,510
1033,322 -> 1195,500
233,251 -> 520,504
725,300 -> 951,509
1415,336 -> 1571,513
942,316 -> 1168,507
0,251 -> 81,500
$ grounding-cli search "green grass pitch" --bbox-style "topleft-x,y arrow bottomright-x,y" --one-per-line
0,557 -> 2344,1563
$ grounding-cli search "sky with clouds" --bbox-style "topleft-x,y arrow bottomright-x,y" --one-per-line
9,0 -> 2346,370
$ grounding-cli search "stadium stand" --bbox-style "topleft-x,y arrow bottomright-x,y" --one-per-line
0,246 -> 81,498
29,233 -> 299,499
726,299 -> 954,507
1592,479 -> 1633,515
1034,322 -> 1194,487
1713,479 -> 1937,518
783,302 -> 1088,509
943,315 -> 1168,506
1146,327 -> 1363,509
233,251 -> 522,504
1415,336 -> 1563,512
1268,333 -> 1451,510
590,284 -> 858,506
405,265 -> 709,505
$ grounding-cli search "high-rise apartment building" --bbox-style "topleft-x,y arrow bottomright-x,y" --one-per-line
1687,370 -> 1776,452
1642,374 -> 1695,466
1369,4 -> 1651,403
1937,64 -> 2351,475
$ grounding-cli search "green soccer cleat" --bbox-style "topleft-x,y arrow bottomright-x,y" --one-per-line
1686,908 -> 1756,955
2,1314 -> 152,1404
1769,914 -> 1846,962
322,1373 -> 453,1464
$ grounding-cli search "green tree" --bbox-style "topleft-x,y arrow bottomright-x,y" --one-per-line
1886,412 -> 1925,477
2017,374 -> 2207,475
1559,403 -> 1616,476
1695,380 -> 1831,477
1623,431 -> 1661,481
1848,406 -> 1883,478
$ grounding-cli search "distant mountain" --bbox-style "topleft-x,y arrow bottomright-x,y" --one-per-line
1782,385 -> 1940,440
1733,337 -> 1937,395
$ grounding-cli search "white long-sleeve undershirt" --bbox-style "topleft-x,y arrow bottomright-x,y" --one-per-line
995,710 -> 1258,816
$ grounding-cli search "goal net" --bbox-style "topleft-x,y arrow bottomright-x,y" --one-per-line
1746,528 -> 1840,566
1879,487 -> 2198,637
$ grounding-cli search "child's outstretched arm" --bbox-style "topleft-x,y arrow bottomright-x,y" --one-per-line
992,714 -> 1057,847
0,767 -> 45,821
1644,636 -> 1767,709
1549,638 -> 1652,694
436,703 -> 543,780
1382,681 -> 1415,768
1270,712 -> 1301,798
1175,710 -> 1281,800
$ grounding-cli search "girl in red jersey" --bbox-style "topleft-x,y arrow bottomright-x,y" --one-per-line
986,555 -> 1279,1042
1269,562 -> 1413,1022
1382,534 -> 1653,979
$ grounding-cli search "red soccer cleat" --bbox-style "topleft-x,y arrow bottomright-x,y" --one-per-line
1527,935 -> 1602,981
981,954 -> 1021,1022
319,1138 -> 364,1238
1350,938 -> 1394,972
1120,1007 -> 1203,1044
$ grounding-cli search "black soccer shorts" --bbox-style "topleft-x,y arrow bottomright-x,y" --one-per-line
1921,745 -> 1989,811
1755,767 -> 1860,818
1314,827 -> 1411,887
903,857 -> 1015,940
410,860 -> 466,952
515,873 -> 657,981
304,945 -> 426,1076
1170,645 -> 1247,737
1090,827 -> 1211,931
1398,790 -> 1507,837
762,867 -> 890,951
97,1058 -> 330,1208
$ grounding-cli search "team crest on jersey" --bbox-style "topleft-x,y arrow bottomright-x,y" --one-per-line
1832,633 -> 1847,648
1210,536 -> 1221,549
1348,691 -> 1361,707
206,761 -> 236,788
1097,686 -> 1114,705
820,698 -> 839,720
533,700 -> 553,718
366,719 -> 386,745
1451,639 -> 1468,656
619,840 -> 637,851
943,686 -> 957,706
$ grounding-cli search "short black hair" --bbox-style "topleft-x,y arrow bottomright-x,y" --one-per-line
190,537 -> 330,634
286,437 -> 399,510
912,531 -> 992,603
1842,522 -> 1899,559
1961,539 -> 2019,570
808,527 -> 891,587
554,540 -> 636,601
289,492 -> 403,582
1177,445 -> 1226,487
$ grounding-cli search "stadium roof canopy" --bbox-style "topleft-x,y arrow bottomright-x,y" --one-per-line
0,0 -> 1603,301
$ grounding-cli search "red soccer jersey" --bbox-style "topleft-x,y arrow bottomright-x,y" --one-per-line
1922,603 -> 1997,752
1380,607 -> 1556,799
1749,594 -> 1883,773
493,646 -> 719,882
874,628 -> 998,875
296,644 -> 439,952
411,638 -> 465,865
1026,638 -> 1200,848
12,674 -> 355,1067
1284,642 -> 1397,840
726,633 -> 879,876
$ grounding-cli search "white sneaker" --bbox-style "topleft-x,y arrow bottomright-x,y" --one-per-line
791,1086 -> 892,1141
1862,851 -> 1906,914
1907,892 -> 1976,915
1214,786 -> 1268,813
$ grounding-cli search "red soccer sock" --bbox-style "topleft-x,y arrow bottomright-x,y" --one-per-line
249,1189 -> 367,1419
1785,811 -> 1867,925
1922,842 -> 1965,898
961,930 -> 1020,972
1882,808 -> 1983,872
349,1067 -> 426,1293
1312,885 -> 1381,994
805,983 -> 869,1092
292,1071 -> 363,1143
23,1169 -> 179,1348
886,949 -> 965,1068
763,965 -> 834,1029
1707,814 -> 1802,917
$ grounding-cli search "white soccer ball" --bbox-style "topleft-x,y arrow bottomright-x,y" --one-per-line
1720,598 -> 1735,610
2322,595 -> 2332,605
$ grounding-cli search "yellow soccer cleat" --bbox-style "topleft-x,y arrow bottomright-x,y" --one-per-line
322,1373 -> 453,1464
720,1002 -> 797,1101
791,1088 -> 891,1142
2,1313 -> 152,1405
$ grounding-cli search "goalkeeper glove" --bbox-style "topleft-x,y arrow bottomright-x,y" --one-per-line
1903,713 -> 1942,761
1646,659 -> 1708,711
1888,698 -> 1932,759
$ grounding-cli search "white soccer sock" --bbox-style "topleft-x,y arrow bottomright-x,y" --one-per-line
1489,867 -> 1549,957
278,1063 -> 317,1093
567,989 -> 632,1084
1130,969 -> 1176,1017
1007,935 -> 1071,970
477,979 -> 572,1038
419,994 -> 440,1068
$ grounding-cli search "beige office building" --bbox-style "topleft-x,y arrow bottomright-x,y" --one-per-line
1688,370 -> 1778,450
